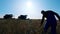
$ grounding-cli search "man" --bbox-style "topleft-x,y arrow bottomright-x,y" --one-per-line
41,10 -> 60,34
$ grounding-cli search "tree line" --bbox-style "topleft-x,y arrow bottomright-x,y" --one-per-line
3,14 -> 27,19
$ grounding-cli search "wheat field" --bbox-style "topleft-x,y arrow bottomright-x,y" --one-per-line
0,19 -> 60,34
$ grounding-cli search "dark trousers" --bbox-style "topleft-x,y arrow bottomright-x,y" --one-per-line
44,22 -> 56,34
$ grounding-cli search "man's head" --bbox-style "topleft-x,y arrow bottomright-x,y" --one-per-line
41,10 -> 45,14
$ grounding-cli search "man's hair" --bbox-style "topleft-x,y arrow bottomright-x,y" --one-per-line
41,10 -> 45,14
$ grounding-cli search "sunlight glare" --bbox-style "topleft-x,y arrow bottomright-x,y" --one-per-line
26,1 -> 32,8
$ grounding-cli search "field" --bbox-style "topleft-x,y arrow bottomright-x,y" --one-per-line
0,19 -> 60,34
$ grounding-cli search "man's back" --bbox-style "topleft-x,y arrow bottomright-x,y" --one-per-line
43,11 -> 57,26
44,11 -> 56,21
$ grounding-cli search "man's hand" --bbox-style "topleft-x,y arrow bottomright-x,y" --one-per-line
40,23 -> 43,27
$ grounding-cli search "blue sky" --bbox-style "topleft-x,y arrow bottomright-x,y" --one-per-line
0,0 -> 60,19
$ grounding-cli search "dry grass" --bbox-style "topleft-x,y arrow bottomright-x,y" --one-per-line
0,19 -> 60,34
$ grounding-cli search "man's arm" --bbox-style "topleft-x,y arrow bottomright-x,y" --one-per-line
41,15 -> 45,25
54,12 -> 60,21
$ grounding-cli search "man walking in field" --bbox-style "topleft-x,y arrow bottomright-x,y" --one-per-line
41,10 -> 60,34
